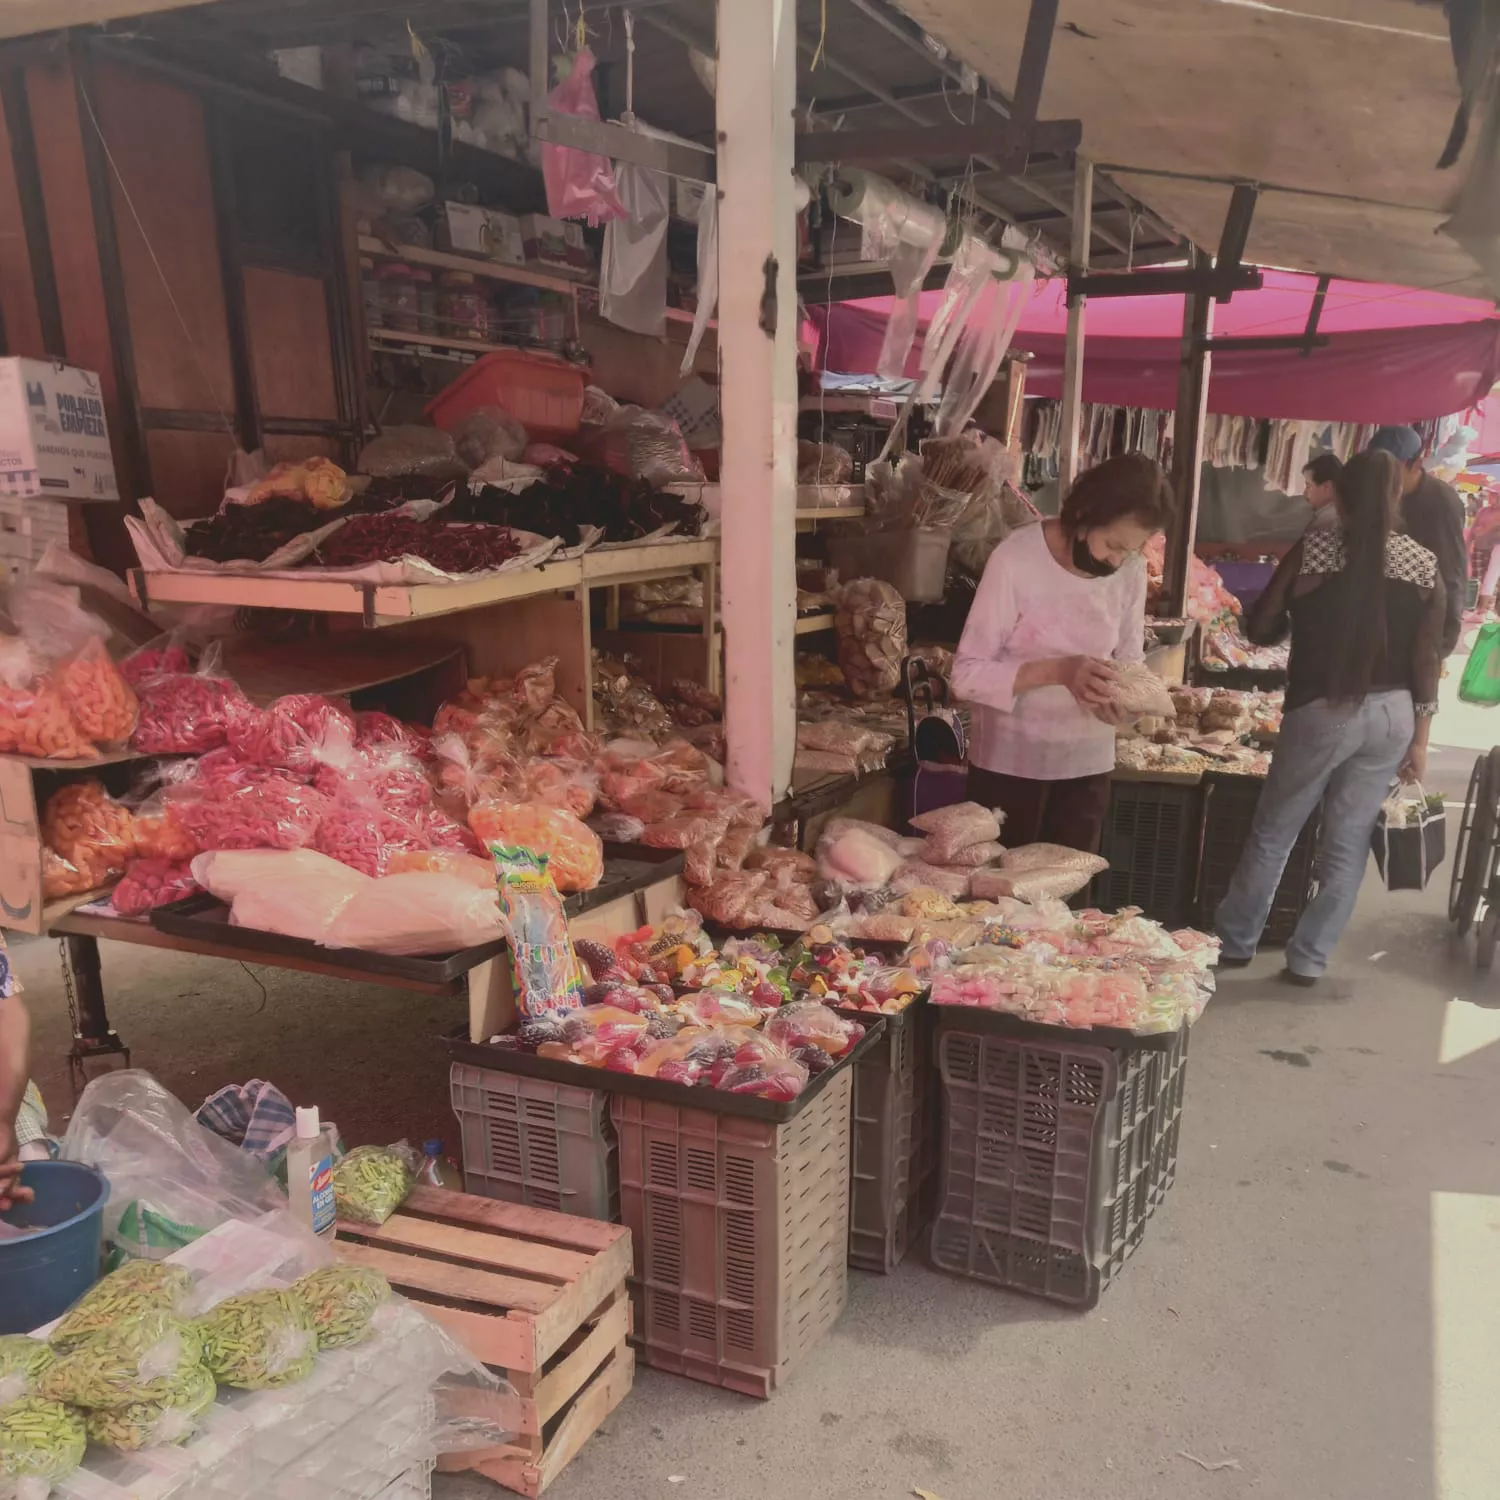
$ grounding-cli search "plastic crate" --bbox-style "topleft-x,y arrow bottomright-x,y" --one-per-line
845,1003 -> 938,1273
612,1067 -> 852,1397
1092,778 -> 1201,927
450,1064 -> 617,1221
425,348 -> 585,440
929,1016 -> 1189,1309
1196,772 -> 1319,945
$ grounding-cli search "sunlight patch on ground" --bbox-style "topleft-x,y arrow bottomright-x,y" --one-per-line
1437,999 -> 1500,1065
1432,1192 -> 1500,1500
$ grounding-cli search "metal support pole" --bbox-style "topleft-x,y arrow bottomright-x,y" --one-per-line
1165,250 -> 1214,617
60,934 -> 129,1100
1058,159 -> 1092,493
717,0 -> 799,807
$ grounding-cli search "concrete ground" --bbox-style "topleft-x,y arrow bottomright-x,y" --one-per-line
11,672 -> 1500,1500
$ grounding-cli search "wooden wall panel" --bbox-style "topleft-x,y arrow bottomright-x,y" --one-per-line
144,428 -> 235,520
92,61 -> 234,417
244,267 -> 338,420
0,93 -> 44,358
262,433 -> 336,465
580,315 -> 716,409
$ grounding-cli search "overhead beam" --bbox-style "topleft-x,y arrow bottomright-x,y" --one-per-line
1212,184 -> 1258,302
794,117 -> 1081,169
1058,160 -> 1092,492
797,261 -> 953,305
1164,250 -> 1214,618
1068,265 -> 1263,299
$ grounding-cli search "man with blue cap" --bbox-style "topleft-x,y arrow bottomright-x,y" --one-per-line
1367,425 -> 1467,656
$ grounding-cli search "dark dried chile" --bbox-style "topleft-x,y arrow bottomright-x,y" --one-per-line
313,514 -> 522,572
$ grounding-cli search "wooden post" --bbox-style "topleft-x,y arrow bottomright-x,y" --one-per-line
716,0 -> 799,807
1165,249 -> 1214,617
1058,158 -> 1091,492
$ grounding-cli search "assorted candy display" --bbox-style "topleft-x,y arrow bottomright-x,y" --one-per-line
1116,686 -> 1282,779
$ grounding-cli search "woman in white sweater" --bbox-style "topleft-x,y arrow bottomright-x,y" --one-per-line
952,453 -> 1174,852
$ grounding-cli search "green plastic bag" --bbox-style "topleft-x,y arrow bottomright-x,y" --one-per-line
1460,622 -> 1500,705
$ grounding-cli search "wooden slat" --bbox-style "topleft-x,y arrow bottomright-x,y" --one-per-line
332,1240 -> 557,1315
531,1232 -> 634,1369
401,1185 -> 627,1257
344,1213 -> 593,1285
535,1288 -> 629,1426
411,1299 -> 535,1374
537,1348 -> 635,1493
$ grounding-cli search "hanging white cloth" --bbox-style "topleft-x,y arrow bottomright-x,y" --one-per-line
679,184 -> 718,375
600,159 -> 670,336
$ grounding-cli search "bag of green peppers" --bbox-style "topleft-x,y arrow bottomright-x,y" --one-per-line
291,1266 -> 391,1350
84,1365 -> 217,1452
195,1290 -> 316,1390
49,1260 -> 194,1355
40,1309 -> 204,1411
331,1143 -> 418,1227
0,1397 -> 87,1483
0,1339 -> 55,1406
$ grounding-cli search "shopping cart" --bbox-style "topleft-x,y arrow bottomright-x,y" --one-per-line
1449,747 -> 1500,969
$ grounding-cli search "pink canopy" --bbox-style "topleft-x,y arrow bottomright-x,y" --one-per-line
809,271 -> 1500,424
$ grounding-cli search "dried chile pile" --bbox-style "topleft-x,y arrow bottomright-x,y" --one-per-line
312,514 -> 522,572
182,487 -> 420,564
455,464 -> 705,546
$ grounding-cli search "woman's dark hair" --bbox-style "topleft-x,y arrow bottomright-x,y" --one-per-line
1326,449 -> 1400,703
1059,452 -> 1175,534
1303,452 -> 1343,486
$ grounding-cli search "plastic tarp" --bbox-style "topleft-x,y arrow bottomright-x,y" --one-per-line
809,271 -> 1500,423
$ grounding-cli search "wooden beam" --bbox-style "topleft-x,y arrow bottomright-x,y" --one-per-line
793,116 -> 1080,169
1067,264 -> 1263,300
1058,158 -> 1091,493
1164,250 -> 1213,617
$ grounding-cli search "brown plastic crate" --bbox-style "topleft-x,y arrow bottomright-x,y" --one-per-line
1197,772 -> 1319,945
1092,779 -> 1201,928
928,1017 -> 1189,1309
844,1002 -> 938,1273
611,1068 -> 852,1397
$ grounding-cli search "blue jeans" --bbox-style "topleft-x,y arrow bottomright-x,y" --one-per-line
1215,691 -> 1414,977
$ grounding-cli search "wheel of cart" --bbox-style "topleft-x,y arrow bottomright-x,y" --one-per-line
1449,747 -> 1500,969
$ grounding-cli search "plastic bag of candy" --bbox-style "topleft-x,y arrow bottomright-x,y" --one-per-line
384,848 -> 494,886
229,693 -> 356,777
119,631 -> 191,689
469,800 -> 602,891
491,844 -> 585,1015
676,988 -> 761,1029
112,858 -> 198,916
520,758 -> 599,819
55,635 -> 138,746
131,650 -> 253,757
890,860 -> 971,900
765,1001 -> 864,1057
168,773 -> 327,852
130,793 -> 200,862
910,801 -> 1004,864
41,781 -> 136,891
0,633 -> 95,759
311,787 -> 420,877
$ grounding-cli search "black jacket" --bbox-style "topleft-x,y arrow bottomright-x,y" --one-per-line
1401,473 -> 1468,655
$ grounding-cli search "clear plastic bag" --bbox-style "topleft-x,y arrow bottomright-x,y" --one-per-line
132,648 -> 252,756
1111,662 -> 1177,719
83,1363 -> 215,1450
323,871 -> 502,955
541,48 -> 626,224
112,858 -> 198,917
291,1265 -> 391,1350
816,825 -> 905,888
890,860 -> 972,901
941,840 -> 1005,869
1000,842 -> 1105,874
61,1070 -> 287,1260
911,802 -> 1004,862
491,844 -> 585,1015
56,635 -> 138,746
46,1260 -> 195,1353
0,1398 -> 86,1489
451,405 -> 528,469
41,780 -> 136,896
195,1287 -> 316,1389
329,1143 -> 418,1228
356,425 -> 465,479
40,1309 -> 204,1409
170,773 -> 328,853
0,1340 -> 55,1407
969,859 -> 1104,902
191,847 -> 371,941
835,578 -> 907,698
469,800 -> 603,891
229,693 -> 356,777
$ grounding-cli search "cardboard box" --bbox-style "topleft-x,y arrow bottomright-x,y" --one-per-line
484,210 -> 525,267
438,204 -> 525,268
519,214 -> 590,276
0,359 -> 118,501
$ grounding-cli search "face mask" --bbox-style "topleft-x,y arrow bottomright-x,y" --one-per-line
1072,532 -> 1119,578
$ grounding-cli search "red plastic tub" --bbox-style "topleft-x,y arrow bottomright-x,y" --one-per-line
425,349 -> 586,442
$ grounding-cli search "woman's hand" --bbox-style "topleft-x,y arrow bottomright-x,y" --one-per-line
1057,656 -> 1119,710
1090,699 -> 1137,728
1399,741 -> 1427,784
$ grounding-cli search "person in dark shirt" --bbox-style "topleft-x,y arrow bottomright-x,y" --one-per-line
1214,451 -> 1441,987
1367,425 -> 1468,655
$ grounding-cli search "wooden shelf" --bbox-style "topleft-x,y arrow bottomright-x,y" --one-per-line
220,636 -> 466,703
794,612 -> 836,635
129,541 -> 717,627
6,747 -> 150,772
359,236 -> 584,296
370,327 -> 535,360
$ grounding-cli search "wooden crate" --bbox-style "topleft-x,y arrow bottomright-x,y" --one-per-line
336,1185 -> 633,1499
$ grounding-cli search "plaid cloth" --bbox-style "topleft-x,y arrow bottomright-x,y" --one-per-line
195,1079 -> 297,1162
15,1080 -> 46,1150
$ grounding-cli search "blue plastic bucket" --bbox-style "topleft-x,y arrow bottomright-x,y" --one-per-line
0,1161 -> 108,1334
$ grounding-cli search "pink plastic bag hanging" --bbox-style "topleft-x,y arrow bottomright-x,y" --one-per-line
541,49 -> 626,226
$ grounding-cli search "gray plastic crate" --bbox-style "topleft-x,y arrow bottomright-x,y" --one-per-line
929,1017 -> 1189,1308
450,1063 -> 618,1221
845,1002 -> 938,1273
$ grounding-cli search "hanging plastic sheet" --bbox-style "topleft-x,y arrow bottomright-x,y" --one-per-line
601,160 -> 671,335
826,170 -> 947,380
680,183 -> 718,375
540,48 -> 626,225
913,232 -> 1005,406
935,260 -> 1034,435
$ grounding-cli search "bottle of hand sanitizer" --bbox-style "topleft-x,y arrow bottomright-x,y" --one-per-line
288,1106 -> 337,1240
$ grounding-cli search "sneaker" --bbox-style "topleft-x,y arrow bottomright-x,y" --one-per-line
1277,968 -> 1318,988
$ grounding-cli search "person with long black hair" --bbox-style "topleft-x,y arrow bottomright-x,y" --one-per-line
1215,450 -> 1444,986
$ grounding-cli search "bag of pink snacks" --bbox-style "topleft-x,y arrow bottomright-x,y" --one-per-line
229,692 -> 356,777
112,857 -> 198,916
131,644 -> 253,755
